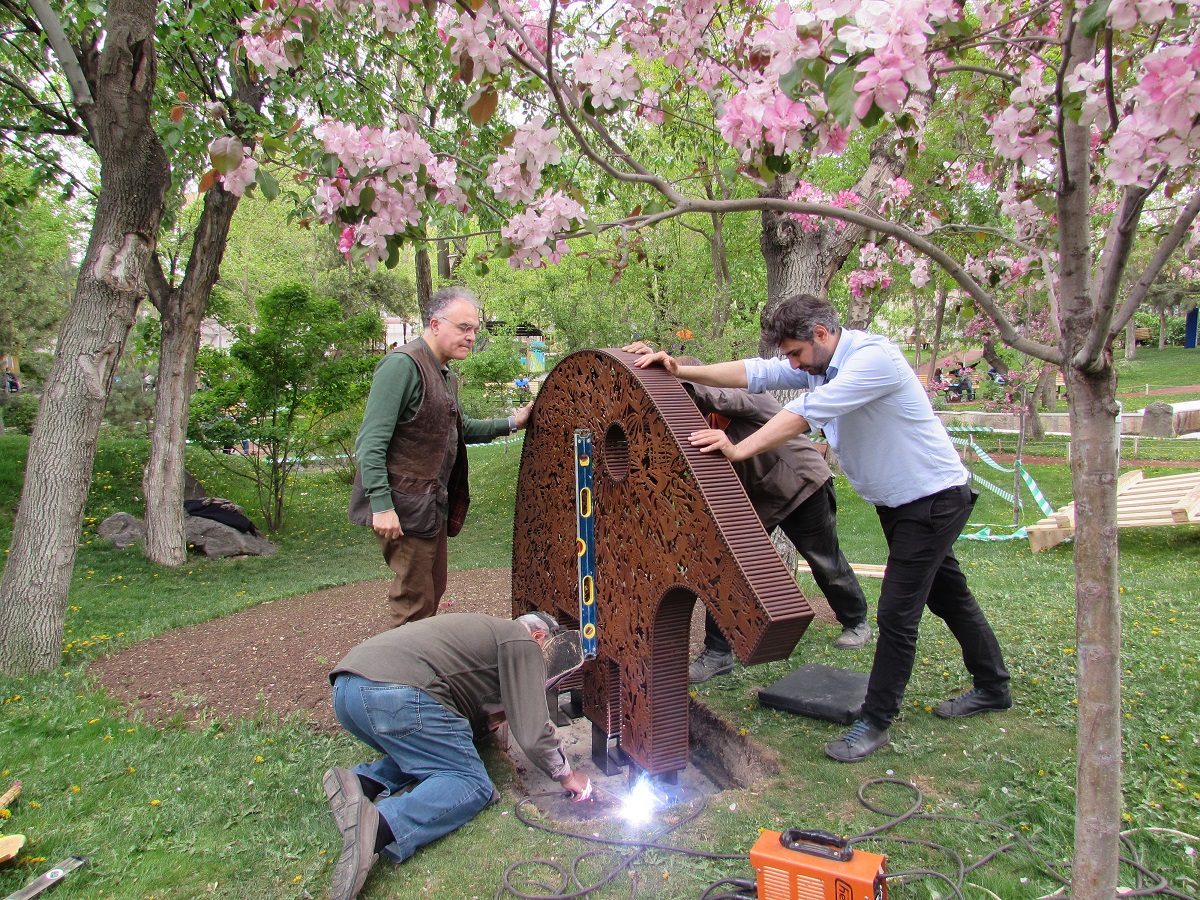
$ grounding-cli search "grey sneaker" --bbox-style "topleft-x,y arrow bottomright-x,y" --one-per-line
834,621 -> 873,649
824,719 -> 891,763
934,687 -> 1013,718
688,648 -> 735,683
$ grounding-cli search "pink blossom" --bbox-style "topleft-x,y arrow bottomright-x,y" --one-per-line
854,50 -> 914,119
240,31 -> 292,77
786,181 -> 826,232
1107,0 -> 1176,31
638,89 -> 665,125
338,226 -> 356,256
220,156 -> 258,197
572,46 -> 641,110
502,191 -> 585,269
486,117 -> 563,204
910,257 -> 930,288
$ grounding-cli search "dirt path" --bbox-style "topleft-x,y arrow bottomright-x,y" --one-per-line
91,570 -> 838,730
90,570 -> 515,731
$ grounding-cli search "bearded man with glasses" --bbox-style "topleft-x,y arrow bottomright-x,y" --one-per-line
349,286 -> 532,627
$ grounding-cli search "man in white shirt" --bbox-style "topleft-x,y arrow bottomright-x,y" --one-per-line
634,294 -> 1011,763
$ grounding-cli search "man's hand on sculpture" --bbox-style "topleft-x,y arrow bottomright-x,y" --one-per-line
372,509 -> 403,540
689,427 -> 740,461
514,402 -> 533,430
559,770 -> 592,802
631,349 -> 679,375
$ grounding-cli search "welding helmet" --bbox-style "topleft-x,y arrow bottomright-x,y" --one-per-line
518,612 -> 585,688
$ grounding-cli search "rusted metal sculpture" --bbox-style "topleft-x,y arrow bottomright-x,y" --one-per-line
512,349 -> 813,778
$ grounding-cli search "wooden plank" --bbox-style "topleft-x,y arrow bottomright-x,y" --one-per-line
797,561 -> 887,579
1115,470 -> 1145,494
1171,485 -> 1200,524
1053,503 -> 1077,528
1029,469 -> 1200,552
1028,524 -> 1073,553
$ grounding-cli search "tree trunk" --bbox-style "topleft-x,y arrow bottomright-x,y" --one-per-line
416,245 -> 433,314
1057,17 -> 1121,887
1124,317 -> 1137,360
436,240 -> 450,280
980,333 -> 1008,377
1037,363 -> 1058,412
142,73 -> 265,566
760,128 -> 910,315
1023,382 -> 1046,441
708,210 -> 733,341
1066,364 -> 1122,900
928,281 -> 948,381
1159,307 -> 1167,349
0,0 -> 169,674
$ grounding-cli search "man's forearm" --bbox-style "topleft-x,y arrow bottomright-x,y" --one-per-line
730,409 -> 810,460
676,360 -> 749,388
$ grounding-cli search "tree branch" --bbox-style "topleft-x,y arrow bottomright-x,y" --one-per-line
1110,190 -> 1200,334
935,64 -> 1021,86
25,0 -> 93,108
145,253 -> 170,313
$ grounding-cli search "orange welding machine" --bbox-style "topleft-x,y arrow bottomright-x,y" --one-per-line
750,828 -> 886,900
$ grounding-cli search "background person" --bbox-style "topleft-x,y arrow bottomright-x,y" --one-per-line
323,612 -> 591,900
623,344 -> 871,681
349,287 -> 532,627
634,294 -> 1011,764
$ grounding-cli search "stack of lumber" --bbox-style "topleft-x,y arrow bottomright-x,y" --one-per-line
1027,469 -> 1200,552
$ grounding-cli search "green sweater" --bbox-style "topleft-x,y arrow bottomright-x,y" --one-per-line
331,614 -> 571,780
355,342 -> 511,516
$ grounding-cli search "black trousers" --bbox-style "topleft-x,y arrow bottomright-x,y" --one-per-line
705,478 -> 868,653
860,483 -> 1009,729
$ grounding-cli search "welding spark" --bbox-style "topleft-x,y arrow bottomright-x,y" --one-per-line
620,774 -> 663,826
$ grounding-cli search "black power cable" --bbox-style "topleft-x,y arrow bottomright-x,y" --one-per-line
494,780 -> 1198,900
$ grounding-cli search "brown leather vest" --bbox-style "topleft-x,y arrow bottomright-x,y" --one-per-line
348,338 -> 470,537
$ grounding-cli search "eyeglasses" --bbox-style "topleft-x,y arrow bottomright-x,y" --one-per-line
436,318 -> 480,336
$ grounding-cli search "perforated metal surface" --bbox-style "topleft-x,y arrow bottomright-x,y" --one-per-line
512,349 -> 813,775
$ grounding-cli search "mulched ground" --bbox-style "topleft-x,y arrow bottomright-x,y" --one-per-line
91,570 -> 514,731
90,570 -> 842,731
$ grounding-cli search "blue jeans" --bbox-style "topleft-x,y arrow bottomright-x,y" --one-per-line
860,484 -> 1009,729
332,674 -> 494,862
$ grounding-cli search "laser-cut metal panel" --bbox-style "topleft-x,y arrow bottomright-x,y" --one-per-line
512,349 -> 813,774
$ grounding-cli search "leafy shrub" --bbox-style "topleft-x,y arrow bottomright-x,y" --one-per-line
1,391 -> 39,433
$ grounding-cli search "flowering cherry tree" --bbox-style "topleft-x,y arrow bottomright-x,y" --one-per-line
220,1 -> 1200,895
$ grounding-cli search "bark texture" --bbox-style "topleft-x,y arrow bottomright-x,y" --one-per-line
142,186 -> 240,565
0,0 -> 169,674
760,129 -> 909,319
1057,24 -> 1121,893
142,71 -> 266,566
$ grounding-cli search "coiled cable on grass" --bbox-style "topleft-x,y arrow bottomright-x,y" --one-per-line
493,780 -> 1198,899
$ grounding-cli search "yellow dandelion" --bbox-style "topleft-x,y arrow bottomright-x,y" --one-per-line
150,799 -> 161,806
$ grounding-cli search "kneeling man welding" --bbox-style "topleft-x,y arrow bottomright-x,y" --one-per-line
323,612 -> 591,900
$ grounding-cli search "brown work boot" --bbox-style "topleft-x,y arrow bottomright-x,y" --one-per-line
323,767 -> 364,835
329,792 -> 380,900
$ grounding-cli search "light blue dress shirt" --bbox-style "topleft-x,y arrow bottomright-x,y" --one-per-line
743,329 -> 968,507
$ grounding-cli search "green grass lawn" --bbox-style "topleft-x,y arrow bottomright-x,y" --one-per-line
1,431 -> 1199,899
